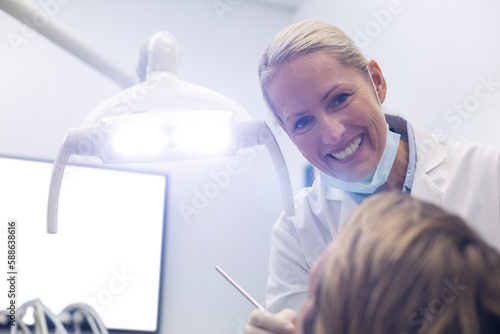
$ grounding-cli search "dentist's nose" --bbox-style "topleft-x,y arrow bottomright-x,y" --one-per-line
318,115 -> 345,145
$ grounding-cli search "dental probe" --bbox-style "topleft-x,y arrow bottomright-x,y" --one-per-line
215,266 -> 265,311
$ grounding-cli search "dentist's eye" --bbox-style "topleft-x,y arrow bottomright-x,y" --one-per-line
333,93 -> 350,105
295,117 -> 313,130
327,93 -> 352,111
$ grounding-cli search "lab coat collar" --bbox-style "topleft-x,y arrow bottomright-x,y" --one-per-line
322,182 -> 358,232
412,123 -> 447,173
411,122 -> 446,205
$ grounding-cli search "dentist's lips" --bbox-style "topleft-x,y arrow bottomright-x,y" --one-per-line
330,135 -> 363,160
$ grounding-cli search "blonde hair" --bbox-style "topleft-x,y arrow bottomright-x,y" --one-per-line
311,192 -> 500,334
258,20 -> 369,123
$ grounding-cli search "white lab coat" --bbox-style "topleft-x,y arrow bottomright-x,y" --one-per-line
266,121 -> 500,312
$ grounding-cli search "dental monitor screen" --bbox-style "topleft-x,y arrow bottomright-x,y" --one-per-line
0,156 -> 166,332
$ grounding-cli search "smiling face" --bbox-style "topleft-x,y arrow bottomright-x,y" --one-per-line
267,51 -> 388,182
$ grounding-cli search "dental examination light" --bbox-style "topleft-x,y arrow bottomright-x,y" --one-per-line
47,31 -> 295,234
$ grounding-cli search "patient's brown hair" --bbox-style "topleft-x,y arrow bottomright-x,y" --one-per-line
311,192 -> 500,334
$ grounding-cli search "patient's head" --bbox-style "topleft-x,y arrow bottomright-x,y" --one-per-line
295,192 -> 500,334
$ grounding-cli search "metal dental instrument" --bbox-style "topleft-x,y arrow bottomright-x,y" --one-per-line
215,266 -> 265,311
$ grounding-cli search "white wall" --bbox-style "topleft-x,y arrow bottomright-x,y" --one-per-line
0,1 -> 302,334
294,0 -> 500,145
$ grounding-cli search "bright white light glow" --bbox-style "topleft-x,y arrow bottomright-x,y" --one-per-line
175,118 -> 233,155
106,111 -> 235,159
111,124 -> 168,157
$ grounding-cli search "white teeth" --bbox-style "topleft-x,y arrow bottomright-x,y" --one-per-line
331,136 -> 362,160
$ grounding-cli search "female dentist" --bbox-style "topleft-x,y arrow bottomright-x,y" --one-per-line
244,20 -> 500,334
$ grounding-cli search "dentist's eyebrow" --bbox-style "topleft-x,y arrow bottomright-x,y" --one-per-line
284,110 -> 307,123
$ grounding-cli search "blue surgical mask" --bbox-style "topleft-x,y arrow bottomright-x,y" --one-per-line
319,128 -> 401,193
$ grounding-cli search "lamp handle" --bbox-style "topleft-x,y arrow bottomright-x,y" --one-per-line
47,129 -> 79,233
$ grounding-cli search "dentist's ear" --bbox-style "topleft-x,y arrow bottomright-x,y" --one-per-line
367,60 -> 387,104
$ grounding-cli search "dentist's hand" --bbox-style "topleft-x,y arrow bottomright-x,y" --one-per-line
243,308 -> 297,334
